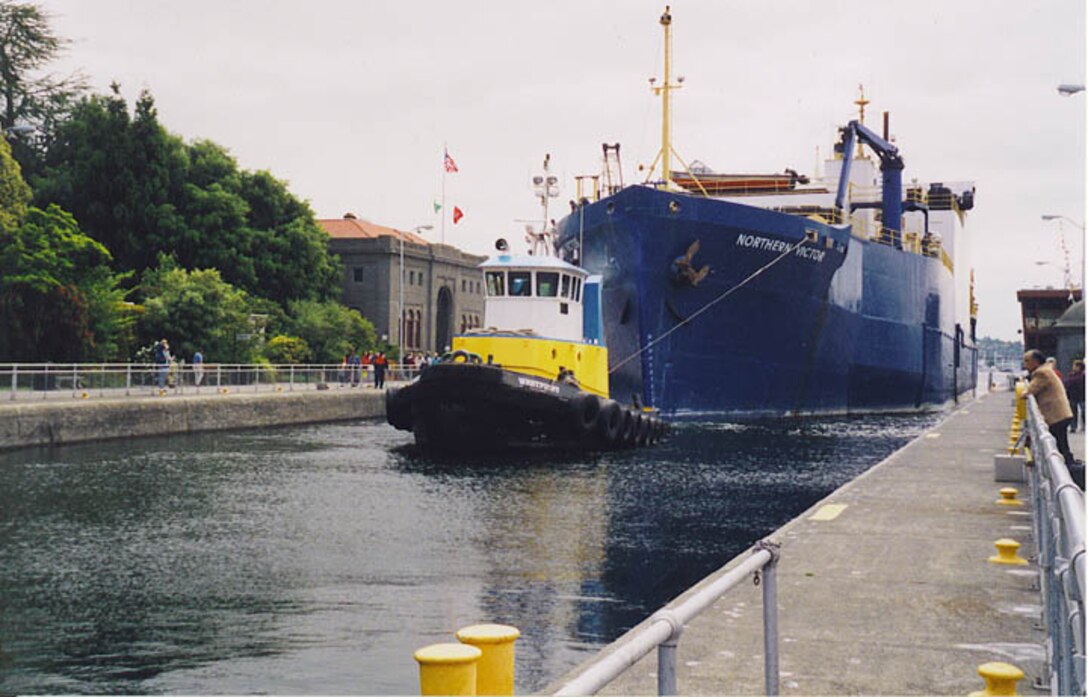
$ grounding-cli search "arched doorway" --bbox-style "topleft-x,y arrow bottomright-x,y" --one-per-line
435,286 -> 453,352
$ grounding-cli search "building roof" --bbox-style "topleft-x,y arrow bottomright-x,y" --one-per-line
318,217 -> 429,246
1055,300 -> 1085,329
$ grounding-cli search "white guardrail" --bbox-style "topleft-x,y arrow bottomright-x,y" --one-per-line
553,540 -> 781,696
1025,395 -> 1086,695
0,362 -> 424,401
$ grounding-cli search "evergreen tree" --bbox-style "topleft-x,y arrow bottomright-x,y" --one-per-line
35,88 -> 339,305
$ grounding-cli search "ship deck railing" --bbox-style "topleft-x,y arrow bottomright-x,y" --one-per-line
551,540 -> 781,696
0,362 -> 425,401
846,216 -> 954,272
1024,394 -> 1086,696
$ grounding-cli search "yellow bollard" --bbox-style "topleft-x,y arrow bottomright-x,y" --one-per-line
968,661 -> 1024,696
995,488 -> 1023,507
988,538 -> 1028,566
455,624 -> 520,696
414,643 -> 482,696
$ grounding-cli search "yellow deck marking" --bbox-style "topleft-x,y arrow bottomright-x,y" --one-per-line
925,433 -> 942,439
810,504 -> 848,521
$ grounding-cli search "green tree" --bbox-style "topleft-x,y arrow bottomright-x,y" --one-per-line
33,89 -> 340,305
265,335 -> 312,364
0,204 -> 132,360
286,299 -> 376,363
0,132 -> 29,228
34,87 -> 190,275
0,1 -> 86,132
139,260 -> 259,363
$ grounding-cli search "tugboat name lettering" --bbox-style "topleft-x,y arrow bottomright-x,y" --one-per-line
735,234 -> 825,263
517,377 -> 560,394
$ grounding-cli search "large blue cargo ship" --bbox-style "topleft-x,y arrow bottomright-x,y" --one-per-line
554,7 -> 978,417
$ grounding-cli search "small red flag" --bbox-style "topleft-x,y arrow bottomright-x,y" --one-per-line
453,206 -> 464,224
444,149 -> 459,173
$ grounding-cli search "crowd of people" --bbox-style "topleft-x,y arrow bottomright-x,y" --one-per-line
1021,351 -> 1085,485
337,350 -> 443,389
150,338 -> 442,391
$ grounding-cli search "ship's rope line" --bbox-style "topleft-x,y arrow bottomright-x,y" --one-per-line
608,240 -> 805,375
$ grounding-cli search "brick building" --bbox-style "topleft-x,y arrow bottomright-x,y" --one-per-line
320,215 -> 486,354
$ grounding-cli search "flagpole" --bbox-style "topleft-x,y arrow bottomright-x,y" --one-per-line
441,143 -> 447,245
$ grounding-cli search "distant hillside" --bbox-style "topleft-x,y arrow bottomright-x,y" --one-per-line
977,336 -> 1023,368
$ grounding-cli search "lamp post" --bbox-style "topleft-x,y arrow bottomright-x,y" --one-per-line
1041,214 -> 1085,292
400,224 -> 433,361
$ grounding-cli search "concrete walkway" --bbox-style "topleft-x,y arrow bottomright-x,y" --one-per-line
557,390 -> 1084,695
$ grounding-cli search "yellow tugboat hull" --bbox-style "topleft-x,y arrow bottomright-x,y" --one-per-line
452,334 -> 609,398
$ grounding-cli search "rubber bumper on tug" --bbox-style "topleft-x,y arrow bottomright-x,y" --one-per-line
385,361 -> 668,451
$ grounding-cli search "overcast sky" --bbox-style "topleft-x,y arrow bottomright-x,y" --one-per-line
42,0 -> 1085,341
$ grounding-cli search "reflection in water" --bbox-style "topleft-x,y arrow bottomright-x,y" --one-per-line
0,412 -> 942,693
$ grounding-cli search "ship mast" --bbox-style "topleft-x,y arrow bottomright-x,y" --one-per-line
660,6 -> 673,186
649,6 -> 681,188
854,84 -> 869,158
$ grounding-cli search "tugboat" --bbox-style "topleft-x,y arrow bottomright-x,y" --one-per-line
386,159 -> 668,452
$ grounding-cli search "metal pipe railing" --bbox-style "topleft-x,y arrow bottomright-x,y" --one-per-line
1024,395 -> 1086,695
553,540 -> 780,696
0,362 -> 426,401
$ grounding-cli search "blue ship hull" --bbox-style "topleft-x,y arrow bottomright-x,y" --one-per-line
556,186 -> 977,416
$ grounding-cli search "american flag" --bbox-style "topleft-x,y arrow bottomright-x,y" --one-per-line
443,149 -> 459,173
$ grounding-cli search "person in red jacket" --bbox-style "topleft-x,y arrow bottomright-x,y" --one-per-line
373,352 -> 388,389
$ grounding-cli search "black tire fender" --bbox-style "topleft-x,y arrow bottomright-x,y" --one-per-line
569,393 -> 601,438
635,413 -> 651,446
596,400 -> 623,445
386,388 -> 412,430
621,409 -> 638,446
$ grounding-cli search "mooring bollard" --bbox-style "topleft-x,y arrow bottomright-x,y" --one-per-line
414,642 -> 482,696
988,538 -> 1028,566
968,661 -> 1024,696
456,624 -> 520,696
994,487 -> 1023,507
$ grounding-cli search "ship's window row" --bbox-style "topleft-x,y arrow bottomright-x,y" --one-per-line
485,271 -> 581,301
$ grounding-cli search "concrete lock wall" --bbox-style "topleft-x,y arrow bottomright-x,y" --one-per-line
0,391 -> 385,450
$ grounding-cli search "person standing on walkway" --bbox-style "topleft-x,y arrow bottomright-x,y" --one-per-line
373,352 -> 387,389
192,349 -> 205,387
1022,349 -> 1077,467
1064,359 -> 1085,433
154,339 -> 171,389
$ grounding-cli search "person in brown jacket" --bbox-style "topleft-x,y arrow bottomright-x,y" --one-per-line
1022,349 -> 1076,466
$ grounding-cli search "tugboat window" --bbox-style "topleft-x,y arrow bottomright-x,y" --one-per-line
486,271 -> 506,296
510,271 -> 531,296
537,272 -> 559,297
572,278 -> 582,302
560,274 -> 571,298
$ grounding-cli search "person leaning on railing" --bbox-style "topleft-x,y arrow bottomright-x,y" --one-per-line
1022,349 -> 1080,470
1064,359 -> 1085,433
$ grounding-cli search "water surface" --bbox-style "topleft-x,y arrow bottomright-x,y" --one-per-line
0,412 -> 942,693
